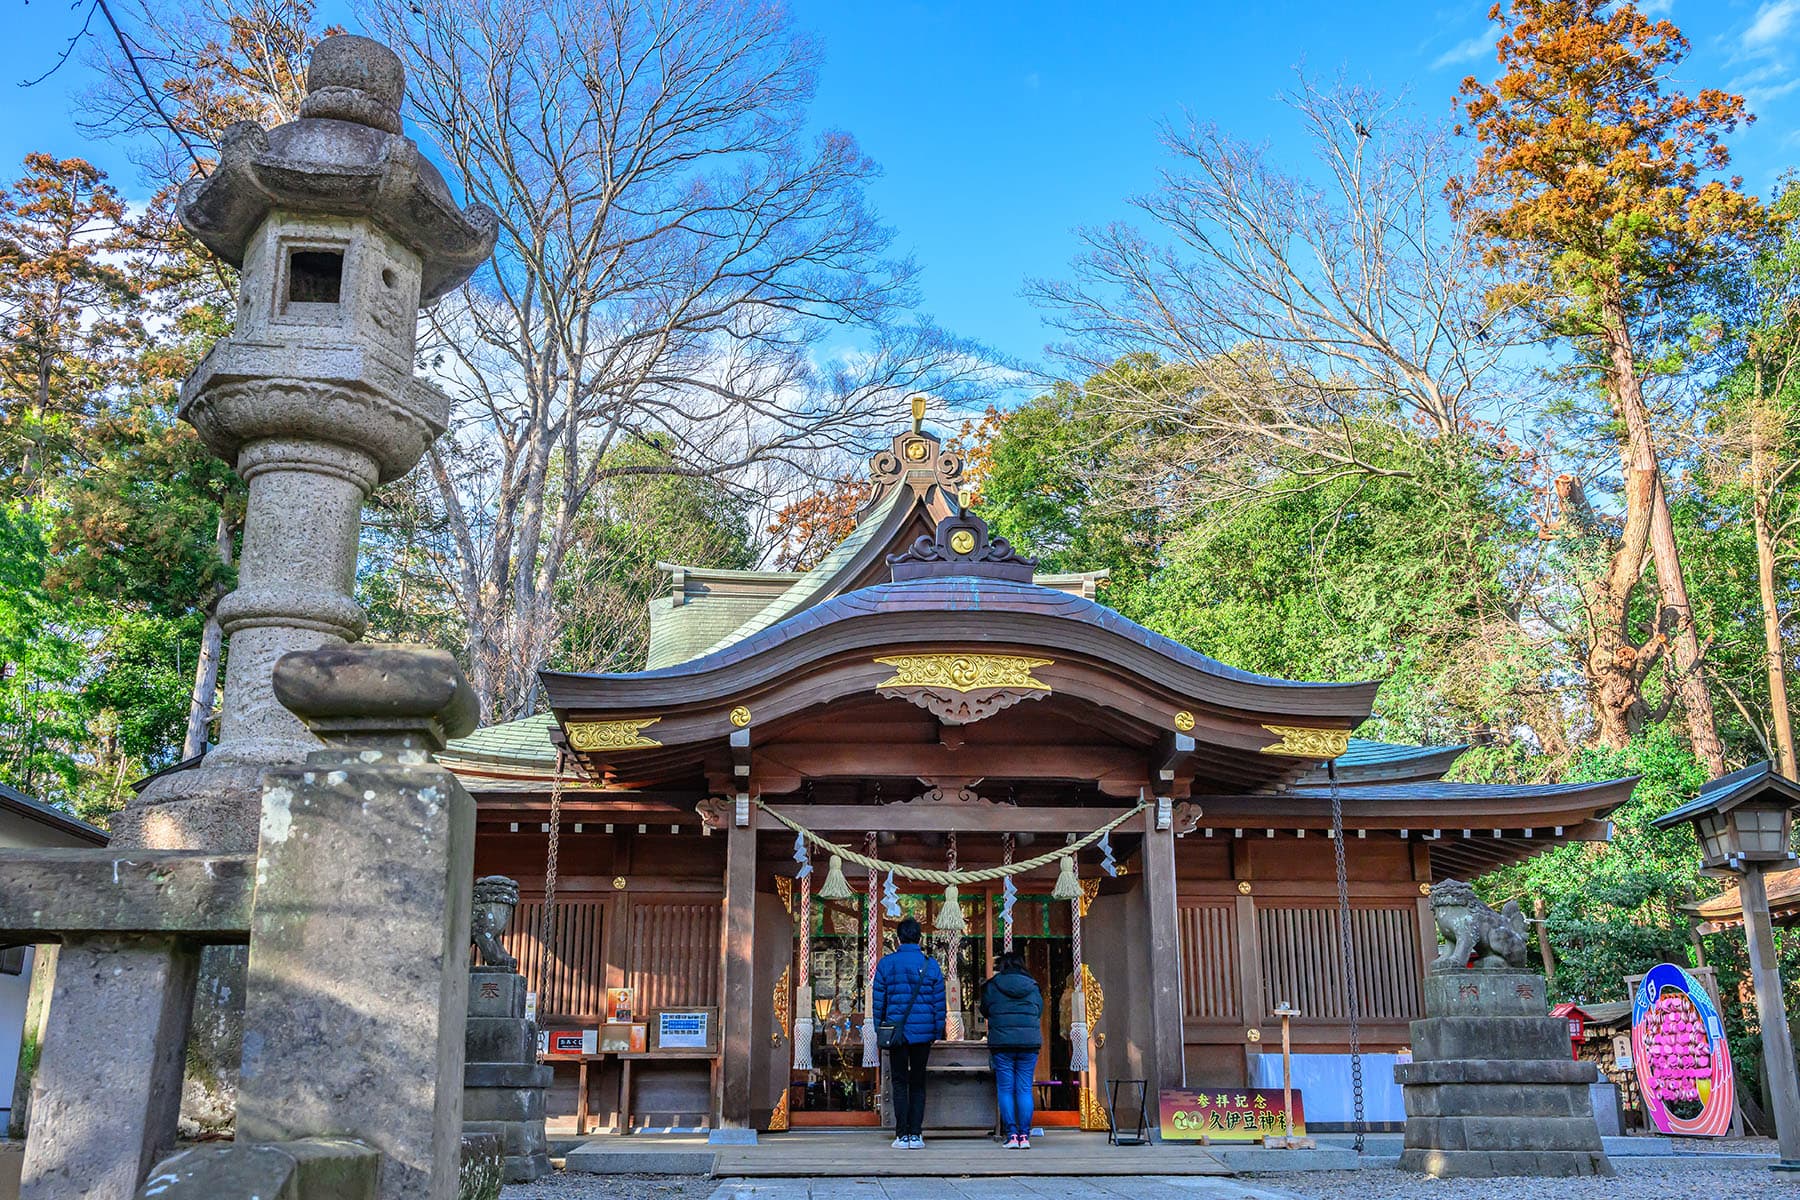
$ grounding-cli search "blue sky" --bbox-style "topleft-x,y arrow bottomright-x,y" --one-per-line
2,0 -> 1797,366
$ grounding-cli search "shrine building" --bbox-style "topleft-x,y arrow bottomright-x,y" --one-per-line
443,410 -> 1637,1138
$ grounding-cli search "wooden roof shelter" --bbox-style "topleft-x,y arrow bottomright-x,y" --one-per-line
443,411 -> 1637,1136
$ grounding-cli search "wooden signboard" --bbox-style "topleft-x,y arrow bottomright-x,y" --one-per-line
1159,1087 -> 1304,1141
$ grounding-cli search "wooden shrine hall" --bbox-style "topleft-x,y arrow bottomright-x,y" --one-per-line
443,409 -> 1637,1138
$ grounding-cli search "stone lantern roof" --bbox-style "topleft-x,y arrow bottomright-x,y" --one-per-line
178,35 -> 497,303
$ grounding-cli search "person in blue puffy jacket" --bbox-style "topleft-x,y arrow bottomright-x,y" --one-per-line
870,916 -> 947,1148
980,950 -> 1044,1148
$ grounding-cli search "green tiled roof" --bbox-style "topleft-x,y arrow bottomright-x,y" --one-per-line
696,487 -> 910,658
647,591 -> 782,669
443,712 -> 557,767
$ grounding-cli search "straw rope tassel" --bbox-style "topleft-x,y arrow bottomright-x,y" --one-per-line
1052,833 -> 1081,900
793,865 -> 814,1071
862,832 -> 880,1067
1068,891 -> 1090,1072
819,853 -> 854,900
941,833 -> 965,1041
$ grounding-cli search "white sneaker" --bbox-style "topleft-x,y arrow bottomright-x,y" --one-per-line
891,1136 -> 909,1149
911,1135 -> 926,1149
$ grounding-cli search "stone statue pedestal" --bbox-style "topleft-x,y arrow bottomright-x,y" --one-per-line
1396,968 -> 1613,1178
463,966 -> 551,1182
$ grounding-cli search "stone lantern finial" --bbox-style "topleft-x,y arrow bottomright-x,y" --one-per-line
298,34 -> 407,133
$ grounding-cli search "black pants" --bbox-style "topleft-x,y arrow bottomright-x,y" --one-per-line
888,1042 -> 932,1137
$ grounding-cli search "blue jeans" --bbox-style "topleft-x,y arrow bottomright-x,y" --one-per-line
991,1049 -> 1038,1138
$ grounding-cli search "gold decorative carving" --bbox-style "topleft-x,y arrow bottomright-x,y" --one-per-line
1419,882 -> 1432,895
1237,880 -> 1252,895
776,875 -> 793,916
772,964 -> 791,1045
612,876 -> 627,890
729,705 -> 752,728
874,653 -> 1052,694
1078,877 -> 1100,918
1247,1028 -> 1262,1043
949,528 -> 976,553
768,1088 -> 791,1132
1173,710 -> 1195,732
1258,724 -> 1351,759
1079,1084 -> 1107,1131
904,438 -> 929,461
567,717 -> 662,751
1081,963 -> 1104,1030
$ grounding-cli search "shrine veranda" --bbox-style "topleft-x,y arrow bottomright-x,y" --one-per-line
441,416 -> 1636,1138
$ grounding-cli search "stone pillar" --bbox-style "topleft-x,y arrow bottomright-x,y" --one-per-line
1396,968 -> 1613,1178
715,813 -> 759,1142
235,645 -> 480,1200
19,936 -> 198,1200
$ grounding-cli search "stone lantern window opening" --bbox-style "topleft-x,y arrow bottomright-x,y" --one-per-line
287,248 -> 344,304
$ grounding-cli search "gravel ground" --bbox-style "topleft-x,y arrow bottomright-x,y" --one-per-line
1253,1160 -> 1800,1200
502,1159 -> 1800,1200
502,1173 -> 718,1200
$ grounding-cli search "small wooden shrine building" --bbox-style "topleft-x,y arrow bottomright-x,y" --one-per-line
444,414 -> 1637,1136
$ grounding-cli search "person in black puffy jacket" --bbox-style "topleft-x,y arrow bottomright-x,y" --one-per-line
980,950 -> 1044,1148
870,916 -> 946,1148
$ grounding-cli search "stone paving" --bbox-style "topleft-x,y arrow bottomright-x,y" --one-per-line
498,1159 -> 1800,1200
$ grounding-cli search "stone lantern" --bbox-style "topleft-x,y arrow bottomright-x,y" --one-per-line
118,34 -> 497,851
1654,761 -> 1800,1170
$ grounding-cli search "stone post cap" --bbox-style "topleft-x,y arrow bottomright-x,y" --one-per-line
300,35 -> 406,134
273,644 -> 479,752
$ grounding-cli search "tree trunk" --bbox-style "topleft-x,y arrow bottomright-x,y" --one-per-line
181,510 -> 233,760
1648,477 -> 1728,776
1603,298 -> 1724,773
1555,472 -> 1657,747
1751,368 -> 1798,779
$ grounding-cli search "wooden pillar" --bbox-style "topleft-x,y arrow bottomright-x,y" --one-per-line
1141,811 -> 1185,1093
717,809 -> 758,1136
1740,864 -> 1800,1165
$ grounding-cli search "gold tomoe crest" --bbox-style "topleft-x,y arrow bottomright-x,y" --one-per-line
873,653 -> 1052,694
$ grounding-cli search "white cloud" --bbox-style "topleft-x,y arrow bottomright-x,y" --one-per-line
1638,0 -> 1673,16
1744,0 -> 1799,52
1431,35 -> 1492,71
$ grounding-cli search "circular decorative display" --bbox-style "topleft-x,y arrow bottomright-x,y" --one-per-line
949,528 -> 976,553
1174,710 -> 1196,732
904,439 -> 929,461
1630,961 -> 1734,1136
729,705 -> 752,727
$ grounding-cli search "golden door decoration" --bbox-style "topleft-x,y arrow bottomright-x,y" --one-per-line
768,1088 -> 791,1132
1078,963 -> 1107,1131
771,964 -> 791,1046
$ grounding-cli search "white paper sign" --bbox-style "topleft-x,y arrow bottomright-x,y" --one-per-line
658,1010 -> 710,1050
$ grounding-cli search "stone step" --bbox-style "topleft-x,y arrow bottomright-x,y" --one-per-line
1409,1016 -> 1571,1061
1399,1147 -> 1615,1178
1404,1113 -> 1607,1153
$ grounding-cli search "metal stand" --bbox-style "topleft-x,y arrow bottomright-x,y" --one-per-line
1106,1078 -> 1149,1145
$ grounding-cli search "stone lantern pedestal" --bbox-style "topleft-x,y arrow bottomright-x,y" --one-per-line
1396,967 -> 1613,1178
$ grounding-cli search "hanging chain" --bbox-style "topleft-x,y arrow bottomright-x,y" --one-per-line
1328,759 -> 1365,1152
541,755 -> 565,948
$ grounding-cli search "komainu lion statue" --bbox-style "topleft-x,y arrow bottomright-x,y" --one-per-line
471,874 -> 521,970
1429,878 -> 1529,969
